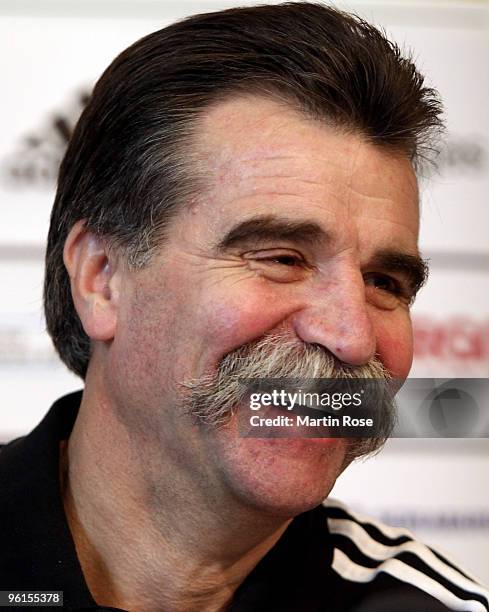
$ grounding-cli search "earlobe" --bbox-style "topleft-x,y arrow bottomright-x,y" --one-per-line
63,220 -> 120,342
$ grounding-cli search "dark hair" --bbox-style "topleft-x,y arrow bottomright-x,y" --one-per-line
44,1 -> 444,378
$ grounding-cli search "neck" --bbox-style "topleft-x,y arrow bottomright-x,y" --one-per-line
60,384 -> 291,612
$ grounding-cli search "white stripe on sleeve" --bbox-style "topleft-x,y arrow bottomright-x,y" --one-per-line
332,548 -> 487,612
328,517 -> 489,604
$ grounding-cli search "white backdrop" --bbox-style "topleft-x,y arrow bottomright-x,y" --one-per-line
1,0 -> 488,583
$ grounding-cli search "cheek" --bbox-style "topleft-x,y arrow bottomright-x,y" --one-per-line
198,290 -> 297,371
373,312 -> 414,379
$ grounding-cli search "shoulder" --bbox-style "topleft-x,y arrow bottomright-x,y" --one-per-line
0,436 -> 27,476
319,498 -> 489,612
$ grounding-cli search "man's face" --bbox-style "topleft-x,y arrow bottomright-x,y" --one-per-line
107,95 -> 421,517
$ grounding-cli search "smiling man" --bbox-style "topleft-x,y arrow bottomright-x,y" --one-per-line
1,3 -> 488,612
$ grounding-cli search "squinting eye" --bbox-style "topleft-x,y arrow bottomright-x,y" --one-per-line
265,254 -> 303,266
365,274 -> 401,294
364,273 -> 411,310
243,249 -> 310,283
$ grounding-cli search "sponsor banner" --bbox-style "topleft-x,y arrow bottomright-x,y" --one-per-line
413,314 -> 489,377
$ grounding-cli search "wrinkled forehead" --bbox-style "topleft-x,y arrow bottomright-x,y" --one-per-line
192,94 -> 420,239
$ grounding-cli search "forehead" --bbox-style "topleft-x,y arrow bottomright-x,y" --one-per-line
192,95 -> 419,248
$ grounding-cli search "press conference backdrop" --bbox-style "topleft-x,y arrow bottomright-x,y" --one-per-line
1,0 -> 488,583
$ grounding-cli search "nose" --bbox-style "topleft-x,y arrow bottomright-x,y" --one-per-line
291,272 -> 376,366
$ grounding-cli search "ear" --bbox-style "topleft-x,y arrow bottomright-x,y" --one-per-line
63,220 -> 121,342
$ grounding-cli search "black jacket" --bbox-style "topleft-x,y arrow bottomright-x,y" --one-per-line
1,392 -> 487,611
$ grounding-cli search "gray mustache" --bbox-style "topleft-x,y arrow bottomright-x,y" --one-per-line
218,332 -> 389,381
181,329 -> 391,423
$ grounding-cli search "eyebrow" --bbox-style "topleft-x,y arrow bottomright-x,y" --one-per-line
368,250 -> 430,296
216,214 -> 429,295
216,215 -> 329,251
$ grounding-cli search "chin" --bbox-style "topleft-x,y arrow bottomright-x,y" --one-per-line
215,435 -> 348,518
